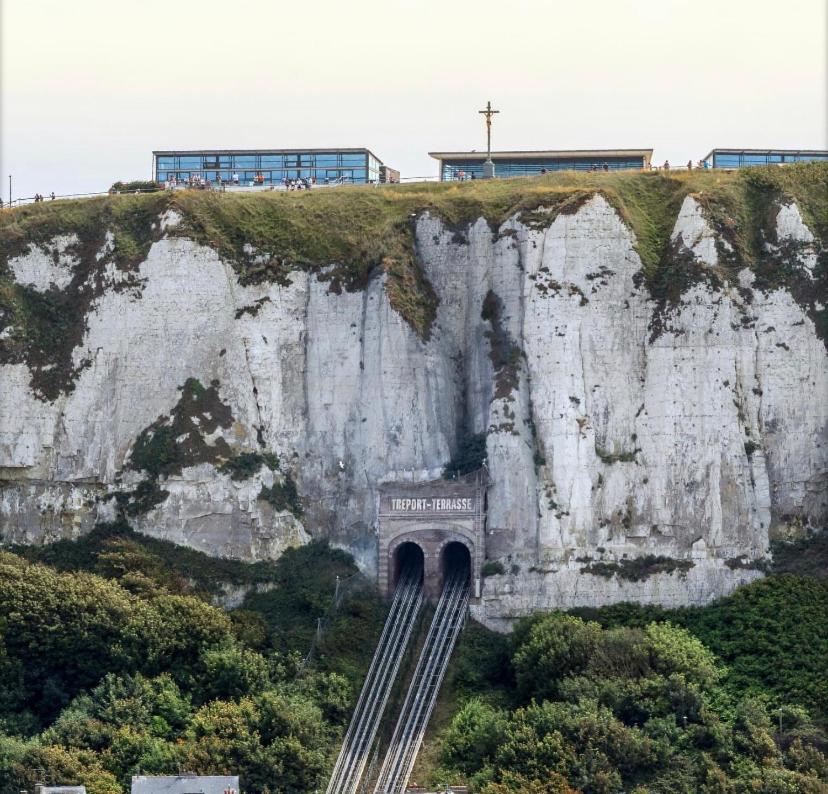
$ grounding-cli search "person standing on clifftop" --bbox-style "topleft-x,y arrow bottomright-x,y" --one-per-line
663,160 -> 670,171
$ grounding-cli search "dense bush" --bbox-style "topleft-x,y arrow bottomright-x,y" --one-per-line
434,586 -> 828,793
3,524 -> 827,793
444,432 -> 487,478
571,574 -> 828,720
109,180 -> 159,193
0,542 -> 381,794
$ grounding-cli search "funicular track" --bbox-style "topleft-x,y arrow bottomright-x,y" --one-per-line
371,571 -> 470,794
325,566 -> 423,794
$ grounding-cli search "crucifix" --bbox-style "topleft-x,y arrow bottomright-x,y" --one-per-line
478,100 -> 499,160
478,101 -> 499,178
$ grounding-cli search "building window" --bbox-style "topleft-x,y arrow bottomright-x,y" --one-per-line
154,149 -> 383,185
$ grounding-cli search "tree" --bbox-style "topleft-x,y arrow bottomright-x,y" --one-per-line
512,613 -> 602,701
440,698 -> 506,775
200,645 -> 270,701
6,744 -> 120,794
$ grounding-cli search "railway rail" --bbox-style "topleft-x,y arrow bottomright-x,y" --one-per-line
372,571 -> 470,794
325,566 -> 423,794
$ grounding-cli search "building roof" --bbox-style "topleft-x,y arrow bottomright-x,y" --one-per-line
702,147 -> 828,161
39,788 -> 86,794
153,147 -> 383,162
429,148 -> 653,161
131,775 -> 239,794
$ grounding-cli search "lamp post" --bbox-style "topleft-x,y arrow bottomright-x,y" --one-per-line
8,175 -> 11,207
478,101 -> 499,179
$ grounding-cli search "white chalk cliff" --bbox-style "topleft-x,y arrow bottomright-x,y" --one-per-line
1,194 -> 825,624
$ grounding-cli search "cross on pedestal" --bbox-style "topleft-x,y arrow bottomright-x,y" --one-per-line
478,100 -> 499,178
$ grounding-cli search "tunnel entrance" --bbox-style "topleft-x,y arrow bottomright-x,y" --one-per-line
440,541 -> 471,588
392,541 -> 425,589
377,477 -> 485,600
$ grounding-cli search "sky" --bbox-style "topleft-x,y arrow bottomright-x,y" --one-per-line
1,0 -> 826,199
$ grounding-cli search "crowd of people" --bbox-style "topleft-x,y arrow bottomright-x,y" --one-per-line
660,159 -> 710,170
163,173 -> 321,191
30,192 -> 56,202
284,176 -> 314,189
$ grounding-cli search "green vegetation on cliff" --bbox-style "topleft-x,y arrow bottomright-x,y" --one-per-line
0,192 -> 169,398
421,573 -> 828,793
2,164 -> 826,399
0,532 -> 384,794
2,525 -> 827,793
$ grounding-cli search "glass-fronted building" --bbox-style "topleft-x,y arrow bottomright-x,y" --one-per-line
430,149 -> 652,180
703,149 -> 828,169
152,148 -> 387,186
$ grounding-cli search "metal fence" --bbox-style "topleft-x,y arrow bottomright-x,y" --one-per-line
0,177 -> 445,208
2,186 -> 165,208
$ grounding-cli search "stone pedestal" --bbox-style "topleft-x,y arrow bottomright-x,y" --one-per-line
482,159 -> 495,179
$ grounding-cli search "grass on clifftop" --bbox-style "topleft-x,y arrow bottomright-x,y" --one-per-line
4,164 -> 825,278
2,164 -> 826,395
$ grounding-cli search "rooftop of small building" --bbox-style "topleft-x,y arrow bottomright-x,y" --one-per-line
153,146 -> 384,160
702,147 -> 828,160
130,775 -> 239,794
429,148 -> 653,161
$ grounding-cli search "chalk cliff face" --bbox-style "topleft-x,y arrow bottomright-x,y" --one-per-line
1,185 -> 826,624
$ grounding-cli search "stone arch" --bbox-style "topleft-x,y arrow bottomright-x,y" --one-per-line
386,528 -> 477,599
440,540 -> 472,588
389,539 -> 425,589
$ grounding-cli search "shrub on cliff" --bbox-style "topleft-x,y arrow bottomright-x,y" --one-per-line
570,574 -> 828,720
0,551 -> 231,729
0,549 -> 358,793
436,610 -> 828,792
109,180 -> 159,193
444,432 -> 487,479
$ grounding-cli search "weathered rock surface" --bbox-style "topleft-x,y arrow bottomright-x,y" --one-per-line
1,193 -> 825,623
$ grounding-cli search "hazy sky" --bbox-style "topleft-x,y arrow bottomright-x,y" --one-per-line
2,0 -> 826,199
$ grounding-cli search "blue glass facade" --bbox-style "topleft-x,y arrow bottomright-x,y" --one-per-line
706,149 -> 828,169
431,150 -> 651,181
153,149 -> 384,186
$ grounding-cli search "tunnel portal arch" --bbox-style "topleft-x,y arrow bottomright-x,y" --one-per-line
440,540 -> 472,587
391,540 -> 425,589
378,478 -> 485,601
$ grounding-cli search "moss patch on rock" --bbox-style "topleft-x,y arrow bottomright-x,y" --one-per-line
258,472 -> 303,518
114,378 -> 233,516
127,377 -> 234,478
0,192 -> 170,399
481,290 -> 522,400
219,451 -> 280,481
582,554 -> 694,581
